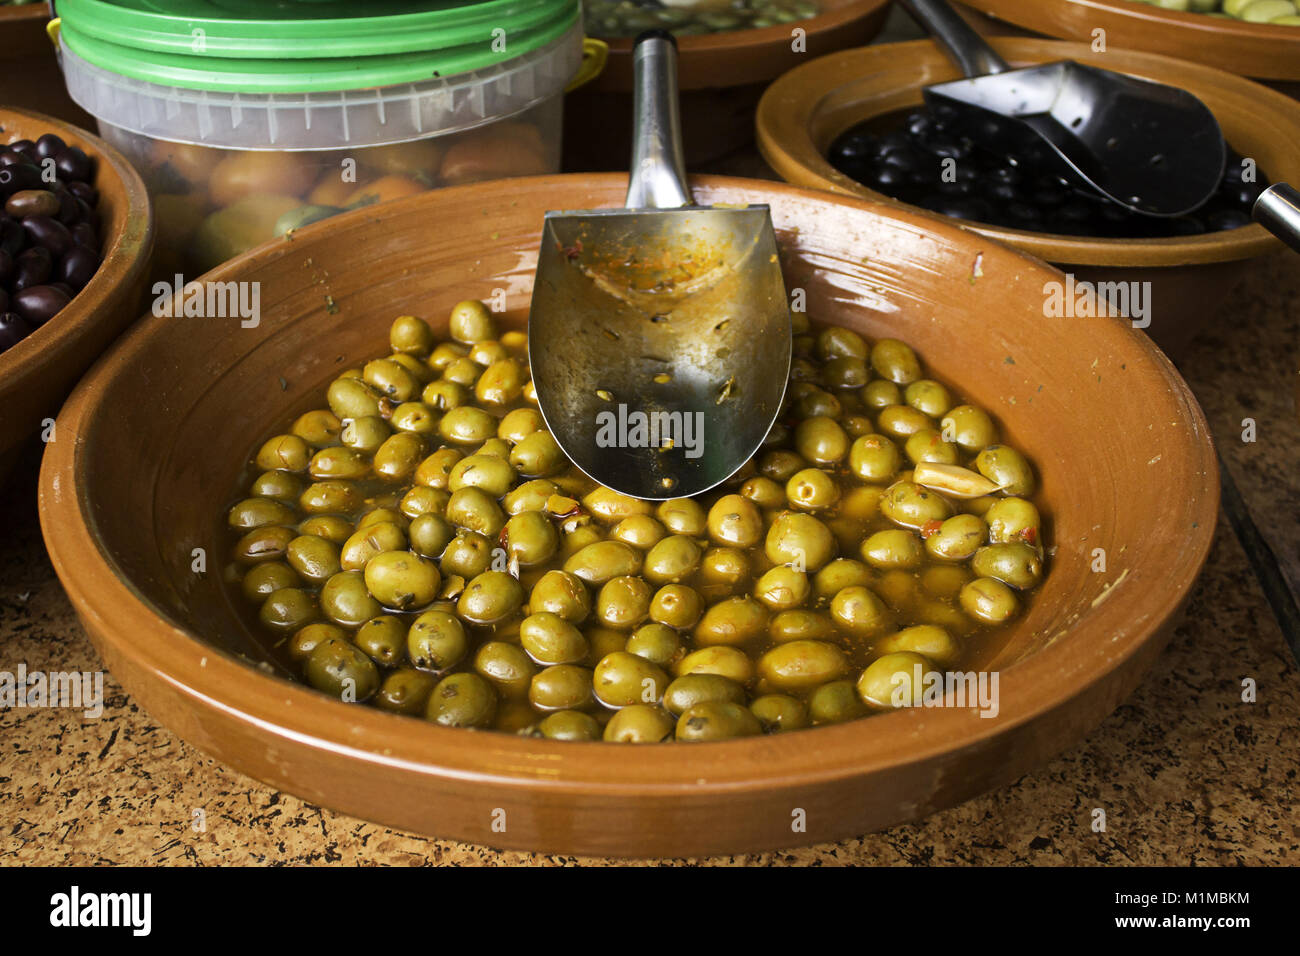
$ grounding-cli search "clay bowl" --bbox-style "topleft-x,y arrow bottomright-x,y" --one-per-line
955,0 -> 1300,82
756,37 -> 1300,358
0,107 -> 153,477
563,0 -> 890,169
39,174 -> 1218,857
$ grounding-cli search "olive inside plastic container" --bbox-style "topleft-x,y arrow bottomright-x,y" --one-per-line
53,0 -> 585,277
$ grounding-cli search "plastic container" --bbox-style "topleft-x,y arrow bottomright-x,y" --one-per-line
53,0 -> 585,276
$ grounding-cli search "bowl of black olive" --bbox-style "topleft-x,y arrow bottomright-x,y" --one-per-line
757,37 -> 1300,357
0,107 -> 153,473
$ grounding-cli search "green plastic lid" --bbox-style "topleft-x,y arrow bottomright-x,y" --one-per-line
57,0 -> 581,93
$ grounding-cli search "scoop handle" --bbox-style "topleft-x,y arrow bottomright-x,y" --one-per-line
626,31 -> 691,209
897,0 -> 1010,77
1254,183 -> 1300,254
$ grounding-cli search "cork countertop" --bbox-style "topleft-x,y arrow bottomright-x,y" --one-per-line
1,254 -> 1297,867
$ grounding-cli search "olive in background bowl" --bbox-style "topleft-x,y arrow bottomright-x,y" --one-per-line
756,37 -> 1300,359
39,174 -> 1217,856
0,107 -> 153,482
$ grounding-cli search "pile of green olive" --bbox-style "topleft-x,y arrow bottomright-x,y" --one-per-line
583,0 -> 821,38
224,300 -> 1047,742
1128,0 -> 1300,24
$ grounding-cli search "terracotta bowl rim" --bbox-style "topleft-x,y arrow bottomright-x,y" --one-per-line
39,173 -> 1220,794
0,106 -> 154,427
756,36 -> 1296,267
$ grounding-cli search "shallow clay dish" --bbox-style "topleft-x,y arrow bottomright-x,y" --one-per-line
757,37 -> 1300,358
564,0 -> 890,168
40,174 -> 1218,857
0,107 -> 153,473
956,0 -> 1300,82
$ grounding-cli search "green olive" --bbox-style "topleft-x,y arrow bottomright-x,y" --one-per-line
440,530 -> 494,578
757,640 -> 850,692
624,623 -> 682,667
879,480 -> 954,529
959,576 -> 1019,625
757,449 -> 807,482
975,444 -> 1035,496
428,341 -> 467,371
941,404 -> 996,452
510,430 -> 566,477
504,479 -> 560,515
286,534 -> 342,585
793,387 -> 842,420
861,528 -> 924,570
298,515 -> 354,544
475,358 -> 525,405
539,710 -> 602,741
649,583 -> 704,630
674,645 -> 755,685
258,587 -> 319,634
528,569 -> 592,623
249,470 -> 305,503
984,497 -> 1041,546
372,433 -> 427,484
738,476 -> 786,510
830,585 -> 893,637
241,561 -> 298,602
448,299 -> 497,344
856,651 -> 937,710
808,680 -> 869,724
364,357 -> 421,402
287,622 -> 345,663
438,406 -> 496,445
498,407 -> 544,444
255,433 -> 311,472
529,664 -> 595,711
643,535 -> 703,585
612,514 -> 667,549
519,612 -> 589,665
752,565 -> 810,611
786,468 -> 840,511
750,693 -> 809,732
292,409 -> 343,447
427,672 -> 497,727
663,673 -> 747,716
593,651 -> 669,707
656,498 -> 707,535
920,564 -> 973,600
473,640 -> 537,700
390,314 -> 435,355
924,514 -> 987,562
422,379 -> 470,411
340,521 -> 407,571
813,558 -> 873,599
596,575 -> 653,630
694,596 -> 769,646
876,404 -> 932,441
327,377 -> 383,420
848,434 -> 902,483
765,512 -> 836,571
503,510 -> 559,566
563,540 -> 643,585
305,637 -> 380,702
603,704 -> 674,743
794,416 -> 849,465
413,447 -> 462,489
228,497 -> 298,531
449,453 -> 517,497
407,610 -> 468,671
373,668 -> 438,715
822,356 -> 870,389
320,570 -> 382,627
767,609 -> 835,644
354,614 -> 407,667
458,571 -> 526,625
875,624 -> 960,667
706,494 -> 764,548
861,379 -> 902,409
903,379 -> 952,418
971,543 -> 1042,590
817,325 -> 869,360
364,550 -> 441,610
408,513 -> 455,558
299,480 -> 363,515
234,525 -> 296,564
676,701 -> 762,741
446,486 -> 507,537
870,338 -> 922,384
904,429 -> 960,466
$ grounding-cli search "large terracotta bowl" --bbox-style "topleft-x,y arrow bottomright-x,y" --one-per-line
39,174 -> 1218,857
564,0 -> 891,168
0,107 -> 153,474
956,0 -> 1300,82
756,38 -> 1299,358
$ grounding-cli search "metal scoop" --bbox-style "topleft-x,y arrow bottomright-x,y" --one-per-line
527,32 -> 791,500
899,0 -> 1226,218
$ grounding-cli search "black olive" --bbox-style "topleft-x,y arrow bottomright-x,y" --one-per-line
22,216 -> 73,258
60,245 -> 100,291
55,146 -> 93,182
14,246 -> 53,291
0,311 -> 33,351
12,284 -> 71,326
34,134 -> 68,161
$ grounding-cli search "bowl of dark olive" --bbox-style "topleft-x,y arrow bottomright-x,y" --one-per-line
756,37 -> 1300,358
40,174 -> 1217,857
0,107 -> 153,473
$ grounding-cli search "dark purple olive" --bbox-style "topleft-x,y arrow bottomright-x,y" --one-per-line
71,222 -> 98,250
8,140 -> 36,158
57,192 -> 82,225
14,246 -> 53,291
22,216 -> 73,258
0,219 -> 21,257
12,284 -> 70,326
0,248 -> 12,282
67,180 -> 98,206
4,188 -> 61,219
0,149 -> 24,168
59,245 -> 100,291
0,286 -> 8,313
49,282 -> 74,299
55,147 -> 92,182
0,311 -> 33,351
0,163 -> 44,196
34,134 -> 67,161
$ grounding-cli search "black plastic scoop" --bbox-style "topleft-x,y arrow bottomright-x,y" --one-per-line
899,0 -> 1226,218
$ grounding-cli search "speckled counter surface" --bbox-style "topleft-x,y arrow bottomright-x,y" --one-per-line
2,247 -> 1297,868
